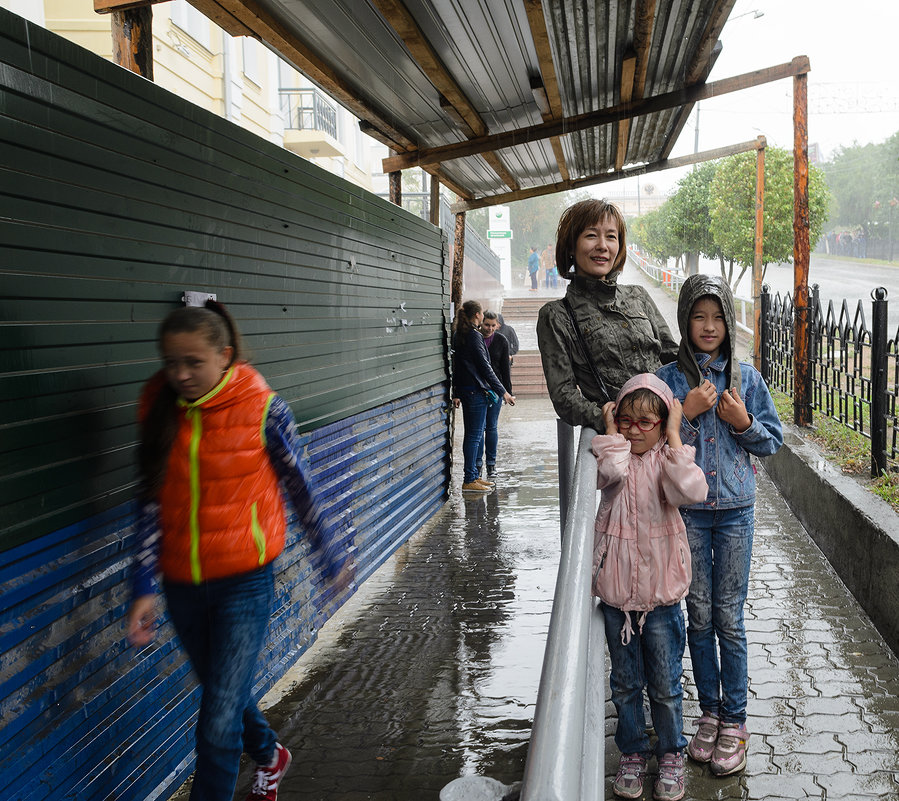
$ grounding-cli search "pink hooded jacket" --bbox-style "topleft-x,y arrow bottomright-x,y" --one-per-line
591,374 -> 708,643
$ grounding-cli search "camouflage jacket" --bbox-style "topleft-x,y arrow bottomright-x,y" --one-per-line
536,274 -> 678,432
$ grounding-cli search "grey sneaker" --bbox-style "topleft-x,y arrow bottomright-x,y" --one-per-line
613,753 -> 648,799
687,712 -> 720,763
653,752 -> 685,801
710,723 -> 748,776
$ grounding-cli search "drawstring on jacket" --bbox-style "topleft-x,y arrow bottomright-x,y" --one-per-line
620,610 -> 649,645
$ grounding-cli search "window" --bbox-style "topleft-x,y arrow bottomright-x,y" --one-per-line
242,38 -> 261,85
170,0 -> 210,50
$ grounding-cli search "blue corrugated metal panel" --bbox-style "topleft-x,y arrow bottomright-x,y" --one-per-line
0,385 -> 449,801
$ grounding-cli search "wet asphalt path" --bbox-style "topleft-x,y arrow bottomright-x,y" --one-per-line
225,397 -> 899,801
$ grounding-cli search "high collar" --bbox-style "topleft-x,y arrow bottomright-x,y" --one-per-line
570,272 -> 620,302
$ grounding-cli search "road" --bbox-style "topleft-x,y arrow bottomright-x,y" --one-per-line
698,254 -> 899,335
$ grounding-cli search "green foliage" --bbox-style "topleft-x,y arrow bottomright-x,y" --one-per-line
708,146 -> 830,269
823,132 -> 899,235
665,161 -> 721,260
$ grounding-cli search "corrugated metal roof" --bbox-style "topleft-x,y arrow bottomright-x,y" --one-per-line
185,0 -> 807,208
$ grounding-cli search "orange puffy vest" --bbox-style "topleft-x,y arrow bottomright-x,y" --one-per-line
141,363 -> 286,584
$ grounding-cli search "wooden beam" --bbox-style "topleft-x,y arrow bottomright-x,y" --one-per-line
186,0 -> 417,150
383,57 -> 810,173
616,51 -> 637,170
753,136 -> 765,370
451,212 -> 465,308
111,6 -> 154,79
793,68 -> 811,426
429,175 -> 440,226
450,138 -> 764,212
423,166 -> 473,202
523,0 -> 569,180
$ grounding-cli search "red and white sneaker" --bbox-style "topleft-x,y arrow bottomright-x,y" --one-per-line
246,743 -> 292,801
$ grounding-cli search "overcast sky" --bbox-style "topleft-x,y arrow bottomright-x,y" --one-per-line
598,0 -> 899,197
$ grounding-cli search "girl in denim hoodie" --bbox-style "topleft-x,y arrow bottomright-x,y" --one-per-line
656,275 -> 783,779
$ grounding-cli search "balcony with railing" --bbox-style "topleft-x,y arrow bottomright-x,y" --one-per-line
280,88 -> 344,158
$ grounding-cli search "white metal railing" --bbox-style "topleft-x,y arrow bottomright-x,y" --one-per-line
627,247 -> 753,335
519,422 -> 605,801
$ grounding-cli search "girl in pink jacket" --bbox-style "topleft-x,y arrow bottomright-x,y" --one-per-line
592,373 -> 707,801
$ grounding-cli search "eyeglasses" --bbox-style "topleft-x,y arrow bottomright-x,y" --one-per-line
614,416 -> 663,432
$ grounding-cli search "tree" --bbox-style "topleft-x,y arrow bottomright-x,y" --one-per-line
507,190 -> 589,266
665,161 -> 721,274
708,146 -> 830,289
823,133 -> 899,234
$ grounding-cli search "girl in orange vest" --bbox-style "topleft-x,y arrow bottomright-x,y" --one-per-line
127,301 -> 352,801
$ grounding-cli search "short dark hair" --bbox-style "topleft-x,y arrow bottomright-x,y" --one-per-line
616,388 -> 668,422
555,199 -> 627,279
483,310 -> 498,321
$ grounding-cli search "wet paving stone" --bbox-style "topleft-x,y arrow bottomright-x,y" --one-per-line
211,399 -> 899,800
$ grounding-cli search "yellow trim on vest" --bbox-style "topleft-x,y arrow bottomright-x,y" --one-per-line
186,406 -> 203,584
250,502 -> 266,565
260,393 -> 275,448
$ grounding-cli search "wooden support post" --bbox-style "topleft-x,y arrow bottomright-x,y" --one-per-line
388,150 -> 402,206
752,136 -> 765,371
793,69 -> 811,426
429,174 -> 440,226
111,6 -> 154,79
452,211 -> 465,309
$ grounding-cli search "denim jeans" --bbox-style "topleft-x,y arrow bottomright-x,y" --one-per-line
681,506 -> 754,724
459,387 -> 488,483
602,602 -> 687,757
476,395 -> 502,474
165,564 -> 277,800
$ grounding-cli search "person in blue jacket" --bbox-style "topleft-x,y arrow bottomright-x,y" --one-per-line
452,300 -> 514,492
656,275 -> 782,780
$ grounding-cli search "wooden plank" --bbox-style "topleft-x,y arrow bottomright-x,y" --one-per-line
383,57 -> 811,173
451,138 -> 765,212
793,69 -> 811,426
616,50 -> 637,170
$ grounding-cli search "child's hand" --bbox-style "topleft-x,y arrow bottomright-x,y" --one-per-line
682,379 -> 717,421
717,387 -> 751,432
602,401 -> 618,434
666,398 -> 683,449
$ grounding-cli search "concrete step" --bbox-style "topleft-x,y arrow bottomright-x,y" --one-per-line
511,351 -> 548,398
501,296 -> 552,320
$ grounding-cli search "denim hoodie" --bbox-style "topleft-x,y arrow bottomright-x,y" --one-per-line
655,275 -> 783,510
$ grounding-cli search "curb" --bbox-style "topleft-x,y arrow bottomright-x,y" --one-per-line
764,421 -> 899,656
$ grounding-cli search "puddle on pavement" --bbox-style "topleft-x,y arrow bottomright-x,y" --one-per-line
237,398 -> 565,800
222,397 -> 899,801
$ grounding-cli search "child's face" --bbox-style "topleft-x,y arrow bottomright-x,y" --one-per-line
689,296 -> 726,361
573,215 -> 620,279
162,331 -> 232,401
615,397 -> 664,455
481,317 -> 499,336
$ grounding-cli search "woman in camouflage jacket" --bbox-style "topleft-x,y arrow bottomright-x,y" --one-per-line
537,200 -> 678,433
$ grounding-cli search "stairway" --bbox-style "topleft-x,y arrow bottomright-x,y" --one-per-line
500,293 -> 561,398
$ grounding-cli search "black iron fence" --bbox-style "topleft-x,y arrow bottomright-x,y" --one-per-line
760,284 -> 898,477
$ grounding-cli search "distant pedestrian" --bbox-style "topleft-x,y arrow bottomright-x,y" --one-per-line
656,275 -> 783,779
451,300 -> 515,493
127,300 -> 352,801
527,246 -> 540,291
541,243 -> 555,288
497,313 -> 520,357
536,199 -> 678,433
477,311 -> 515,479
592,374 -> 707,801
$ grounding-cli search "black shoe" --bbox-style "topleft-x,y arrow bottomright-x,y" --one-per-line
486,466 -> 497,478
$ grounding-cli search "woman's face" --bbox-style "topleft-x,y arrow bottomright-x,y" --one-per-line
573,215 -> 620,279
473,310 -> 484,328
481,317 -> 499,336
162,331 -> 232,401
